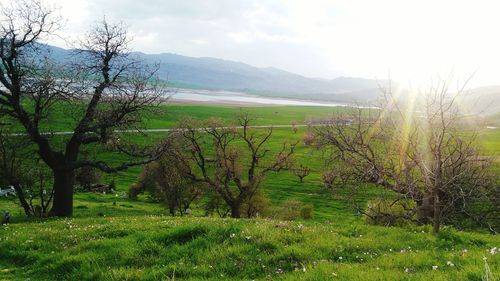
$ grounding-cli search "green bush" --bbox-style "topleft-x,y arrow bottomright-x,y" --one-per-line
241,191 -> 272,218
364,198 -> 415,226
300,204 -> 314,219
280,199 -> 314,220
127,184 -> 144,200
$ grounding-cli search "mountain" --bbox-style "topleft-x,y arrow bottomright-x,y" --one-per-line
40,44 -> 386,103
135,52 -> 387,102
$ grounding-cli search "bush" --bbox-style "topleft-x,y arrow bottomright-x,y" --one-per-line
364,198 -> 415,226
74,166 -> 102,190
279,199 -> 314,220
128,184 -> 144,200
302,132 -> 315,146
241,191 -> 271,218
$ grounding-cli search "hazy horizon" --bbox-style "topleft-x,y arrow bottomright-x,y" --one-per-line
5,0 -> 500,89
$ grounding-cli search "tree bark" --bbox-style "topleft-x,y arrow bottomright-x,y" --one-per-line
50,170 -> 75,217
230,203 -> 241,218
432,191 -> 441,234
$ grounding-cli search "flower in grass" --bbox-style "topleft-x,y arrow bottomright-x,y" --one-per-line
489,247 -> 498,255
483,256 -> 487,261
446,261 -> 454,267
432,265 -> 438,270
338,256 -> 343,260
230,233 -> 235,238
275,268 -> 284,274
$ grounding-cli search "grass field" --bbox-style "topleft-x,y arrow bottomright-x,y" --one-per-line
0,104 -> 499,280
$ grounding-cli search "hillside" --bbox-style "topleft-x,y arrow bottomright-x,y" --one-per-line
1,213 -> 498,281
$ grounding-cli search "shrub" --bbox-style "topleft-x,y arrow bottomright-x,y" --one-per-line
364,198 -> 415,226
280,199 -> 314,220
241,191 -> 271,218
128,184 -> 144,200
302,132 -> 315,146
300,204 -> 314,219
75,166 -> 102,190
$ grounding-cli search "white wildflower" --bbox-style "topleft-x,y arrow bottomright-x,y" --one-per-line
489,247 -> 498,255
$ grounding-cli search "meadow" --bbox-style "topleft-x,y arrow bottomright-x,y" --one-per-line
0,104 -> 499,280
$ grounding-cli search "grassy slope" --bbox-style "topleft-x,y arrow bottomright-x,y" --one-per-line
1,104 -> 499,280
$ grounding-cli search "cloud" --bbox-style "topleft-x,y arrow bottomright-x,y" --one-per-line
14,0 -> 500,86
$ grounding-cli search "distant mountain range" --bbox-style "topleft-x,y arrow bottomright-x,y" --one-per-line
42,44 -> 388,103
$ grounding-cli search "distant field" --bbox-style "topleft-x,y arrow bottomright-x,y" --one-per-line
0,105 -> 499,280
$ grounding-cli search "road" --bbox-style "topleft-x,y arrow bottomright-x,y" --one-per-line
8,124 -> 325,136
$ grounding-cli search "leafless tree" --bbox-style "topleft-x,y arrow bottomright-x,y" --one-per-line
293,164 -> 310,183
0,0 -> 166,216
316,80 -> 498,234
172,113 -> 296,218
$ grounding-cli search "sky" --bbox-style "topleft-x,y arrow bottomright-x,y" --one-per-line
8,0 -> 500,88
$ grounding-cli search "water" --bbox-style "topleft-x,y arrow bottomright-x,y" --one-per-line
168,89 -> 348,107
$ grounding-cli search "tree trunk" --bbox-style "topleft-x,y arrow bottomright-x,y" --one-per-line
230,203 -> 241,218
416,192 -> 434,224
12,183 -> 32,216
50,170 -> 74,217
432,191 -> 441,234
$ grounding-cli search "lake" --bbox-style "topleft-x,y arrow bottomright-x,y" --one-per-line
168,88 -> 349,107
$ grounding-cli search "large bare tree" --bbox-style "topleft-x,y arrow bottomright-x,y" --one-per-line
316,81 -> 498,233
0,0 -> 166,216
172,114 -> 296,218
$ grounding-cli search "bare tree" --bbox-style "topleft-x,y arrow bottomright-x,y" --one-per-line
0,0 -> 166,216
316,80 -> 498,234
293,164 -> 310,183
173,114 -> 296,218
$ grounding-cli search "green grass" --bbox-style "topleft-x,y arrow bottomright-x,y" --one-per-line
0,215 -> 498,280
1,104 -> 499,280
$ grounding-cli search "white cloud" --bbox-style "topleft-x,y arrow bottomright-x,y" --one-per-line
4,0 -> 500,86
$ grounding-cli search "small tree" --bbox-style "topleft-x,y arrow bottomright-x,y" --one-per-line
291,121 -> 298,134
173,113 -> 296,218
293,164 -> 310,183
322,170 -> 338,189
136,150 -> 204,216
302,131 -> 315,146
